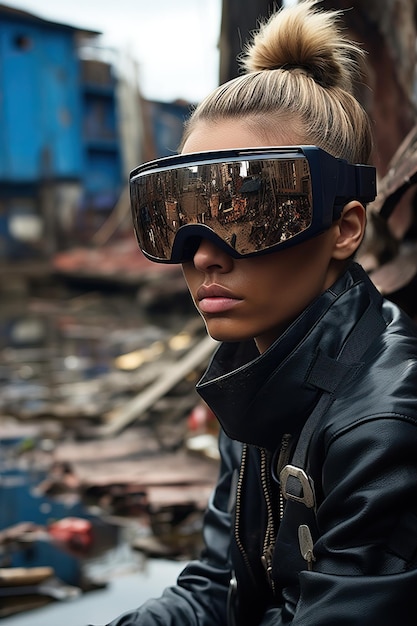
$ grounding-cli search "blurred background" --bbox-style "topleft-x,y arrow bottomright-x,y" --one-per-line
1,0 -> 417,623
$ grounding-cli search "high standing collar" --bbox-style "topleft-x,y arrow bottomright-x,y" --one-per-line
196,264 -> 381,450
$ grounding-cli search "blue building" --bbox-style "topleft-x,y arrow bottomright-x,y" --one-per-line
0,4 -> 124,259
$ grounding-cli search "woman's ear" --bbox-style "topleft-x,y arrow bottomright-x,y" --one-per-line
332,201 -> 367,260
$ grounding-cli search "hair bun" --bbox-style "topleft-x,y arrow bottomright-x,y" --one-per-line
242,0 -> 364,92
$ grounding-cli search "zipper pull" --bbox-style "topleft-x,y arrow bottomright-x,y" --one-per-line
261,544 -> 274,585
298,524 -> 316,571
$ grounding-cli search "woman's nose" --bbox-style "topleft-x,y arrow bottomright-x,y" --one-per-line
192,238 -> 234,273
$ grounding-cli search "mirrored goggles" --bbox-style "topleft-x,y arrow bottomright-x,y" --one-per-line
129,146 -> 376,264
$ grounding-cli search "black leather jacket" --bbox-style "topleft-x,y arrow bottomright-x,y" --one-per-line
104,263 -> 417,625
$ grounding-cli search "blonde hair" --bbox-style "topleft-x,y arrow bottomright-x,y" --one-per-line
182,0 -> 373,164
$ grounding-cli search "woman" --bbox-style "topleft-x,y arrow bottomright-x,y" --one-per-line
101,1 -> 417,624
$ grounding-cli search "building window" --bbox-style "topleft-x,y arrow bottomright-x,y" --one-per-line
14,34 -> 32,51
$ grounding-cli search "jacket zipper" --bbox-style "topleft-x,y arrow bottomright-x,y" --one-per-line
234,435 -> 293,595
276,433 -> 292,520
260,434 -> 293,589
260,447 -> 276,594
234,443 -> 257,586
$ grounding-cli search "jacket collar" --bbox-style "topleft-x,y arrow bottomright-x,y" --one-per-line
197,264 -> 379,450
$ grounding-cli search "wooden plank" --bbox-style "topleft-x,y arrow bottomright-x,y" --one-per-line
0,567 -> 54,587
99,335 -> 217,438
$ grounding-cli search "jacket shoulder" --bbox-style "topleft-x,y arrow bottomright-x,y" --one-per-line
327,299 -> 417,435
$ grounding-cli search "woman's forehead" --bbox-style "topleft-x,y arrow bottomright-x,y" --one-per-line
181,117 -> 304,155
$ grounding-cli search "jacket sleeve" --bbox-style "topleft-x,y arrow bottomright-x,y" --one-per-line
96,431 -> 241,626
290,416 -> 417,626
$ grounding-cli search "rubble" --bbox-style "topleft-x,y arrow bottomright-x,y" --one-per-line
359,123 -> 417,320
0,269 -> 220,616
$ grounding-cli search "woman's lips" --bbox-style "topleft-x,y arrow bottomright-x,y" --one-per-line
196,284 -> 242,314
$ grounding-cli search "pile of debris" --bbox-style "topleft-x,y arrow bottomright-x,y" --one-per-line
0,273 -> 221,617
359,124 -> 417,320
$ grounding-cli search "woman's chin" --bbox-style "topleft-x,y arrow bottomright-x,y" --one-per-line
203,320 -> 253,344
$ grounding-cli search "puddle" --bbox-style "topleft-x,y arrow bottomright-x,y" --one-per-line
0,440 -> 139,581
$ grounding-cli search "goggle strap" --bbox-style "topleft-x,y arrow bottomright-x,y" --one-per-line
334,162 -> 376,208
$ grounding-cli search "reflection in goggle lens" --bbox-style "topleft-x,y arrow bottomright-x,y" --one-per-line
131,157 -> 313,261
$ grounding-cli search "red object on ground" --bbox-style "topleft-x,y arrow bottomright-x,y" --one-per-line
187,403 -> 217,433
48,517 -> 93,548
